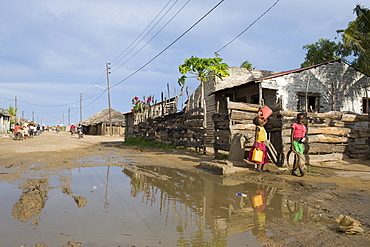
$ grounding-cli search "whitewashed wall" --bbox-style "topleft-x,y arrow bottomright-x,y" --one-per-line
260,61 -> 369,114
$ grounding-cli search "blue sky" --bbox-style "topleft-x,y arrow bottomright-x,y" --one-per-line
0,0 -> 365,126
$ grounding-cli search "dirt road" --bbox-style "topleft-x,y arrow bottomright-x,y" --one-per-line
0,131 -> 369,246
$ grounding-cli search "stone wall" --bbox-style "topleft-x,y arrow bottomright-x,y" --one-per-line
281,111 -> 370,162
129,108 -> 206,151
213,100 -> 370,163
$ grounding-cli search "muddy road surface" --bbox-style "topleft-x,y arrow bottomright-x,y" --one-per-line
0,131 -> 369,246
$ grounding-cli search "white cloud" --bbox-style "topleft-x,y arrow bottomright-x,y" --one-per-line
0,0 -> 365,125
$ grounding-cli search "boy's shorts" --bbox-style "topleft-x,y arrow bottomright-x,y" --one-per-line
293,141 -> 304,154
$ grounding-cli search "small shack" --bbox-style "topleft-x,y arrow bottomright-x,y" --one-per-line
80,109 -> 125,136
0,109 -> 11,134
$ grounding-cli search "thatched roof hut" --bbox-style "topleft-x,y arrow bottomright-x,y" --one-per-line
80,109 -> 125,126
80,109 -> 125,136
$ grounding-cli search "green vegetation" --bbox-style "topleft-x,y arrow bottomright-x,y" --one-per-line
123,137 -> 180,150
240,60 -> 255,69
177,56 -> 229,86
7,105 -> 18,125
301,38 -> 347,67
301,4 -> 370,75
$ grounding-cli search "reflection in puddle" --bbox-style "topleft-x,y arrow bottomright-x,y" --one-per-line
0,161 -> 322,246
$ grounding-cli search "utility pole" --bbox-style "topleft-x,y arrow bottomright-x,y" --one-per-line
14,96 -> 18,122
80,93 -> 83,123
106,62 -> 113,136
68,107 -> 70,125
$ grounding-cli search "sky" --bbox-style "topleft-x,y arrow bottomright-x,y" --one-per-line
0,0 -> 366,126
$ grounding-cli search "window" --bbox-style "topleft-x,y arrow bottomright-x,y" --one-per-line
363,97 -> 370,114
297,93 -> 319,112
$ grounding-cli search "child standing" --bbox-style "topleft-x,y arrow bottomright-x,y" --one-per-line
290,113 -> 307,176
248,116 -> 269,172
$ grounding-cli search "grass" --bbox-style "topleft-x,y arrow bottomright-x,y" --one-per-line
123,137 -> 181,150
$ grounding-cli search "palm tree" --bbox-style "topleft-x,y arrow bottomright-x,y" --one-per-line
7,105 -> 18,124
337,4 -> 370,75
240,60 -> 255,69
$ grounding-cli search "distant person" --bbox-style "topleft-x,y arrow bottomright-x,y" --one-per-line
13,123 -> 21,138
22,124 -> 29,138
70,124 -> 76,135
76,124 -> 84,138
29,124 -> 35,137
290,113 -> 307,176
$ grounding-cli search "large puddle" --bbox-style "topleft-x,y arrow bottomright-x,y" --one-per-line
0,155 -> 316,246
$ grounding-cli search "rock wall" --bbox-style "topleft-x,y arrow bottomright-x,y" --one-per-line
131,108 -> 206,151
213,100 -> 370,163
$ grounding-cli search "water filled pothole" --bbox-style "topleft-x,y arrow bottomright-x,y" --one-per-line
0,162 -> 323,246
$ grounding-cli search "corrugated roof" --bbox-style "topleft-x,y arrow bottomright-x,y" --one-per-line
255,59 -> 342,81
212,59 -> 344,94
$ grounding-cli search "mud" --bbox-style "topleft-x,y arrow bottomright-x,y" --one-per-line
0,131 -> 369,246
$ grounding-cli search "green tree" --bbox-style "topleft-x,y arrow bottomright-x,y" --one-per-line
178,56 -> 229,86
178,56 -> 229,128
7,105 -> 17,116
301,5 -> 370,74
240,60 -> 255,69
7,105 -> 18,125
301,38 -> 345,68
337,4 -> 370,75
178,56 -> 229,106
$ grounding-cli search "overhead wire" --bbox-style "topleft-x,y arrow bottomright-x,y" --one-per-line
82,70 -> 107,97
0,96 -> 13,104
8,0 -> 179,111
77,0 -> 190,113
110,0 -> 175,66
3,0 -> 231,123
215,0 -> 280,54
112,0 -> 191,73
111,0 -> 226,89
83,90 -> 107,108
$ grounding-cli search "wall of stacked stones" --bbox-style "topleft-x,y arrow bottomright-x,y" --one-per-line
131,108 -> 206,150
213,101 -> 260,158
281,111 -> 370,162
213,100 -> 370,162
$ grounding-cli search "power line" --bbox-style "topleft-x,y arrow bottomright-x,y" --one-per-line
111,0 -> 225,89
215,0 -> 280,54
17,98 -> 80,108
2,0 -> 224,118
111,0 -> 176,66
112,0 -> 191,73
4,1 -> 180,110
82,90 -> 107,108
